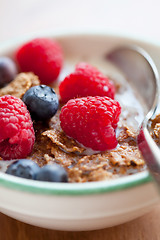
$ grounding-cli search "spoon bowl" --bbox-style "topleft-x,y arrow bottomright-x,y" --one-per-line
107,46 -> 160,188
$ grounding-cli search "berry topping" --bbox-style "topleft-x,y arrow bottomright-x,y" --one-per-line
36,164 -> 68,182
60,96 -> 121,151
0,57 -> 17,88
0,95 -> 35,160
6,159 -> 40,179
15,38 -> 63,84
22,85 -> 59,121
59,62 -> 115,102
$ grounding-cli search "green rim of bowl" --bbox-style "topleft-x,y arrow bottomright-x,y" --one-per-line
0,30 -> 156,196
0,171 -> 152,195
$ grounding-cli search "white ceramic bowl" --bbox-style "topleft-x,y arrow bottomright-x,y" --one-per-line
0,31 -> 159,231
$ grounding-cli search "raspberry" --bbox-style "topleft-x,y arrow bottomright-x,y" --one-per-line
59,62 -> 115,102
15,38 -> 63,85
0,95 -> 35,160
60,96 -> 121,151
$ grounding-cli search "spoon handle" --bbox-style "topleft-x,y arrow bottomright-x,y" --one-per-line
138,125 -> 160,188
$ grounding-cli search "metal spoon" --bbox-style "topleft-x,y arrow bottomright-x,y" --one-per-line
107,46 -> 160,187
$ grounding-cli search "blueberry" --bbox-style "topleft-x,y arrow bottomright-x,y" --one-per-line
22,85 -> 59,121
36,164 -> 68,182
6,159 -> 40,180
0,57 -> 17,88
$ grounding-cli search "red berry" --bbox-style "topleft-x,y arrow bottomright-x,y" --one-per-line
60,96 -> 121,151
15,38 -> 63,85
59,62 -> 115,102
0,95 -> 35,160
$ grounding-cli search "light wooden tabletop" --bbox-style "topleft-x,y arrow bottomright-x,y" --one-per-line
1,0 -> 160,239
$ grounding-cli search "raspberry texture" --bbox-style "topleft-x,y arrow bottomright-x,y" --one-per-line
15,38 -> 63,85
60,96 -> 121,151
59,62 -> 115,102
0,95 -> 35,160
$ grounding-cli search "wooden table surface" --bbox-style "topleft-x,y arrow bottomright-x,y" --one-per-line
1,0 -> 160,239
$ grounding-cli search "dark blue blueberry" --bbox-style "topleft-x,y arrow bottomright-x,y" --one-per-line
36,164 -> 68,182
22,85 -> 59,121
0,57 -> 17,88
6,159 -> 40,180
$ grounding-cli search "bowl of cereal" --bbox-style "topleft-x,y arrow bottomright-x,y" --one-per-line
0,31 -> 159,231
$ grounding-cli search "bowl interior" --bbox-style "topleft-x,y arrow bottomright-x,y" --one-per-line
0,32 -> 159,196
